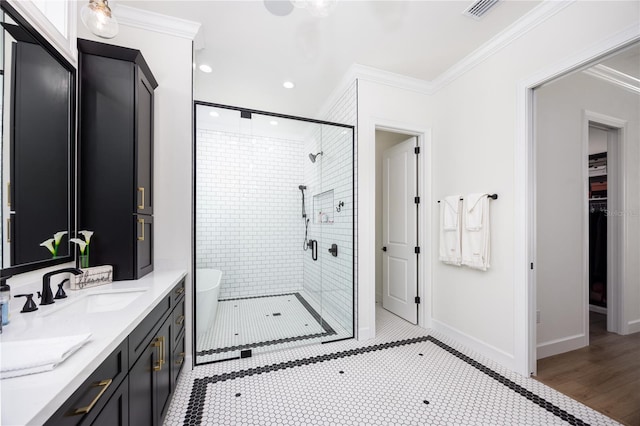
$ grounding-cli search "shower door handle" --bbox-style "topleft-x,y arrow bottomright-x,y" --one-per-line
310,240 -> 318,261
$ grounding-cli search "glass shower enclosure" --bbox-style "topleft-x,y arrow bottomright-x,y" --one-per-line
194,103 -> 354,364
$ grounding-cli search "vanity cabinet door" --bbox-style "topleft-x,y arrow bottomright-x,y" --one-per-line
129,317 -> 172,426
135,214 -> 153,278
136,70 -> 153,216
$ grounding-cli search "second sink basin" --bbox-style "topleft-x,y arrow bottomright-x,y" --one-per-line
42,288 -> 147,316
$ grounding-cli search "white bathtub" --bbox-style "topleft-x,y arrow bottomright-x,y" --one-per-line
196,269 -> 222,333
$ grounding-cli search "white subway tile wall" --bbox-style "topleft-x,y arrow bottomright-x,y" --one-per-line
303,82 -> 357,334
196,130 -> 304,299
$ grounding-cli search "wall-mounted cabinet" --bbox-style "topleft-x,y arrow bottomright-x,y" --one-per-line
78,39 -> 157,281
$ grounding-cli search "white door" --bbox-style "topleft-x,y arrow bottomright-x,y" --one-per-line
382,137 -> 418,324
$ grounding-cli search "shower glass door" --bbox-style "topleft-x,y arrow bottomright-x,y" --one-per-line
194,103 -> 354,365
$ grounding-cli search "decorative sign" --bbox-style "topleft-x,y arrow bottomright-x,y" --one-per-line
70,265 -> 113,290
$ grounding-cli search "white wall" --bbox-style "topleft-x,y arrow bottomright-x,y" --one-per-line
428,1 -> 639,373
357,79 -> 432,340
76,23 -> 194,362
535,71 -> 640,358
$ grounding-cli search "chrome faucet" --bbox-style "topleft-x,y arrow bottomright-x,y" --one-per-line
40,268 -> 83,305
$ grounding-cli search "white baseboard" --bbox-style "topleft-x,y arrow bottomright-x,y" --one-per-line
589,304 -> 607,314
431,319 -> 516,372
536,333 -> 587,359
358,326 -> 372,341
627,319 -> 640,334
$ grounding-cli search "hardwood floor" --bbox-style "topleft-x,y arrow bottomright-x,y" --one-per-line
536,312 -> 640,425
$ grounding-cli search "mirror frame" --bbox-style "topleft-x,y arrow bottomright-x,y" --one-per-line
0,0 -> 76,276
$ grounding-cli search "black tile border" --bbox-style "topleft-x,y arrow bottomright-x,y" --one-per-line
196,293 -> 336,357
184,335 -> 591,426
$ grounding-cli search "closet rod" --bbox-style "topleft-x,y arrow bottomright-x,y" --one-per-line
437,194 -> 498,203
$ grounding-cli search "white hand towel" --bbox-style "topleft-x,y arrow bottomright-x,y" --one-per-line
439,196 -> 462,265
465,193 -> 486,231
1,333 -> 92,379
443,195 -> 461,231
461,196 -> 491,271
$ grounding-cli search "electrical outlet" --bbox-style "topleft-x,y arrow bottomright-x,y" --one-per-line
536,310 -> 541,324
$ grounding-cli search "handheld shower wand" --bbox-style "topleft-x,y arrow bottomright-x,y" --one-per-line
298,185 -> 307,218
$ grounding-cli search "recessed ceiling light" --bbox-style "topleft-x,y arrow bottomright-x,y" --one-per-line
270,120 -> 278,126
209,111 -> 219,117
283,81 -> 295,89
199,64 -> 213,73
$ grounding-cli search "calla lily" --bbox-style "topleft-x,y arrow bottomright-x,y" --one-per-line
53,231 -> 67,245
79,230 -> 94,244
40,238 -> 56,255
69,238 -> 87,254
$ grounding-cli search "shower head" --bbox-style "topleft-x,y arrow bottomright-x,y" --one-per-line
309,151 -> 324,163
298,185 -> 306,191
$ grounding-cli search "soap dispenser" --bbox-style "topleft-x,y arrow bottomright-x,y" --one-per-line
0,275 -> 12,326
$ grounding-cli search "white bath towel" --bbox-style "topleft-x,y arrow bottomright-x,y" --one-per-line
1,333 -> 92,379
439,196 -> 462,265
461,195 -> 491,271
465,193 -> 487,231
442,195 -> 460,231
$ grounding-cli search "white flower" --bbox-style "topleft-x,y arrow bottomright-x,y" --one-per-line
53,231 -> 67,245
70,238 -> 87,254
40,238 -> 55,255
79,230 -> 94,244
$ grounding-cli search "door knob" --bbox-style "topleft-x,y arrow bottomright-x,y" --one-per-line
382,246 -> 387,252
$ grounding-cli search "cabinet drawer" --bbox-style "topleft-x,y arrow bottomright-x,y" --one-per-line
170,277 -> 185,307
172,298 -> 185,346
45,340 -> 128,426
90,377 -> 129,426
171,330 -> 185,390
129,293 -> 171,368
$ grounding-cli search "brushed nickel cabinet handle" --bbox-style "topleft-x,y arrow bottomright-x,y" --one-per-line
71,379 -> 112,415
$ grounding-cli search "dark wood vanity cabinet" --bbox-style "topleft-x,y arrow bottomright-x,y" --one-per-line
45,279 -> 186,426
78,39 -> 157,281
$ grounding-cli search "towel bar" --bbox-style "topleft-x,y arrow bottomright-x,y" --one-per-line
437,194 -> 498,203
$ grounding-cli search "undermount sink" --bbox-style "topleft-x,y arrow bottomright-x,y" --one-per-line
42,288 -> 147,316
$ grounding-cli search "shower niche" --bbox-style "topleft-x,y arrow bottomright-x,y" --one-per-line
194,103 -> 354,364
313,190 -> 334,224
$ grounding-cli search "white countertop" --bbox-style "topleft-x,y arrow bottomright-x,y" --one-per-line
0,269 -> 187,426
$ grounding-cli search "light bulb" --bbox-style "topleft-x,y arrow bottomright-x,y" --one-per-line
81,0 -> 119,39
306,0 -> 337,17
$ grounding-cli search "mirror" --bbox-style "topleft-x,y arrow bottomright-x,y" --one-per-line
0,2 -> 75,275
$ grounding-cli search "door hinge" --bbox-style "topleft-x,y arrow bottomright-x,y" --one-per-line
414,196 -> 420,204
414,146 -> 420,154
530,262 -> 534,270
414,246 -> 420,254
415,296 -> 421,304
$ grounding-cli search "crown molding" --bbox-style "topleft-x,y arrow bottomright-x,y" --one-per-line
430,0 -> 575,92
114,4 -> 201,40
583,64 -> 640,94
349,63 -> 434,95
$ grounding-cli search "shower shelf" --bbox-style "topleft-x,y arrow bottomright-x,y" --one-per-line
313,190 -> 334,224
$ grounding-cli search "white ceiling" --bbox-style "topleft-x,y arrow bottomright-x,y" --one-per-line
116,0 -> 541,118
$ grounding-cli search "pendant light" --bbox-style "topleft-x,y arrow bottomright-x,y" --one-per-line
81,0 -> 119,39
